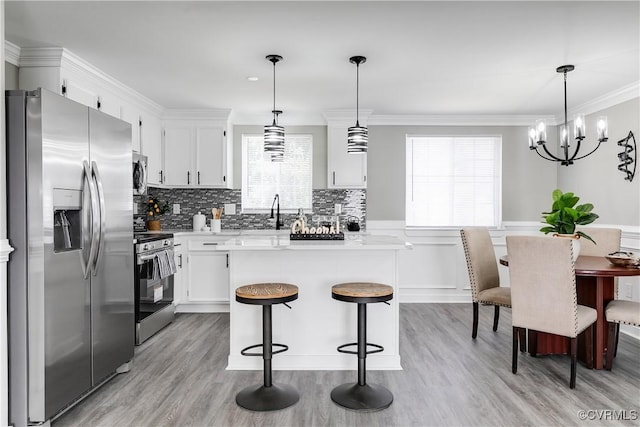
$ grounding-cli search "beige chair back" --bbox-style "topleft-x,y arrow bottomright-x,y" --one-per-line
506,235 -> 579,338
577,227 -> 621,257
461,228 -> 500,303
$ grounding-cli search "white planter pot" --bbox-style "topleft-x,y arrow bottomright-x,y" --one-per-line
554,233 -> 581,262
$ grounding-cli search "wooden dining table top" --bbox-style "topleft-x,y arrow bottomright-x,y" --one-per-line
499,255 -> 640,277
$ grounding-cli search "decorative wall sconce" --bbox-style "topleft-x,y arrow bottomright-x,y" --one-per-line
617,131 -> 636,182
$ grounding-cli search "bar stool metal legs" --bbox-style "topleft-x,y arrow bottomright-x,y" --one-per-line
235,283 -> 299,412
331,282 -> 394,412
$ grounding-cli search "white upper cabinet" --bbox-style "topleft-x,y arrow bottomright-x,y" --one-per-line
323,110 -> 372,189
161,110 -> 231,188
195,127 -> 227,186
327,125 -> 367,188
163,127 -> 193,186
17,47 -> 163,154
141,113 -> 163,186
120,104 -> 141,152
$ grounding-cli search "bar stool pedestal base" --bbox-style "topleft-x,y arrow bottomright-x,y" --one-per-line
236,383 -> 299,412
330,382 -> 393,412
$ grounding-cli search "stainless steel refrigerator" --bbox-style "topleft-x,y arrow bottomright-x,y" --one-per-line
6,89 -> 135,425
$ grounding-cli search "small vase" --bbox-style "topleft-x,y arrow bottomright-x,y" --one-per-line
147,219 -> 161,231
553,233 -> 580,261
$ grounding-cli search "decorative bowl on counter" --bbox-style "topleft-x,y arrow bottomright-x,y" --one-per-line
605,251 -> 640,268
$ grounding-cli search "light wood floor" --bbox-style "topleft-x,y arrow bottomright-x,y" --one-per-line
53,304 -> 640,426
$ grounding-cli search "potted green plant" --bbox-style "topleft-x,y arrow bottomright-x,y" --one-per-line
146,196 -> 170,230
540,189 -> 599,259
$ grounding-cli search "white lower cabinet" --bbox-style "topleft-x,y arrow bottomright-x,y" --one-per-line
175,235 -> 230,313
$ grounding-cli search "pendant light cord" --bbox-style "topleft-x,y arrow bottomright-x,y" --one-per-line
356,62 -> 360,126
273,60 -> 277,125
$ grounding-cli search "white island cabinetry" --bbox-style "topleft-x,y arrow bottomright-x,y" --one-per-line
219,234 -> 409,371
174,234 -> 231,313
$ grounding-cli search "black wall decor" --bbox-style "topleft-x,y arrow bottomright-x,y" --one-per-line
617,131 -> 636,182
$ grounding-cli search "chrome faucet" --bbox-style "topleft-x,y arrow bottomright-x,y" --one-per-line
270,194 -> 283,230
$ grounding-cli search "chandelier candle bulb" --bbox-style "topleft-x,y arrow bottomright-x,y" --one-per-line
597,116 -> 609,142
528,127 -> 537,149
536,119 -> 547,144
574,114 -> 585,139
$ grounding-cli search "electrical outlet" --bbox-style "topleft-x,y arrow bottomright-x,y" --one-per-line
224,203 -> 236,215
624,283 -> 633,299
173,203 -> 180,214
334,203 -> 342,214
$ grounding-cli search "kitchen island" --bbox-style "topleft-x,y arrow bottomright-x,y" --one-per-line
217,233 -> 411,371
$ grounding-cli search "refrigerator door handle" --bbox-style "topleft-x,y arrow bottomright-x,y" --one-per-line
82,160 -> 100,279
91,161 -> 107,275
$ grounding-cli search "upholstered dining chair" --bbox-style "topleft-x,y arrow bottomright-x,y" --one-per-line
506,235 -> 596,389
460,228 -> 511,339
605,300 -> 640,370
577,227 -> 621,256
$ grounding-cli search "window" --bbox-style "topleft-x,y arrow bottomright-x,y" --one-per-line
242,134 -> 313,212
406,135 -> 502,227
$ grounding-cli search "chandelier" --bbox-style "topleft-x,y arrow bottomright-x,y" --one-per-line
528,65 -> 608,166
347,56 -> 368,153
264,54 -> 285,162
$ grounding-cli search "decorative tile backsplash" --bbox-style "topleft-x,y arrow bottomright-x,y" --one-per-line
135,188 -> 366,231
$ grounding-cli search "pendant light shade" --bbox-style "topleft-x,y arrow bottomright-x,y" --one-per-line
264,54 -> 285,161
347,55 -> 368,153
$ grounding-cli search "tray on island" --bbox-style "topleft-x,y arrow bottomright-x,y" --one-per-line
290,232 -> 345,241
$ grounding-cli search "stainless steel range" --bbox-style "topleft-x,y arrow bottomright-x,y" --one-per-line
134,233 -> 176,344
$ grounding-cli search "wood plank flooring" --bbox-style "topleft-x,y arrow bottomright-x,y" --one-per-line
53,304 -> 640,426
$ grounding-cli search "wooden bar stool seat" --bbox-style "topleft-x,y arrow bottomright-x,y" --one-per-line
234,283 -> 299,412
330,282 -> 394,412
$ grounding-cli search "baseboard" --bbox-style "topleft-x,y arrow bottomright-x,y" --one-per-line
176,303 -> 229,313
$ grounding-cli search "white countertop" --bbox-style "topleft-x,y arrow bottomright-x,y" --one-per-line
216,233 -> 411,251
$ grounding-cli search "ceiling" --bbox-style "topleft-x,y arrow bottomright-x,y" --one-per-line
5,1 -> 640,125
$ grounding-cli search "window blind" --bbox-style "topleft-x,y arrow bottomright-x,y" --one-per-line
406,136 -> 501,227
242,134 -> 313,211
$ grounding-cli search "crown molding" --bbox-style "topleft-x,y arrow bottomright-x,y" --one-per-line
323,109 -> 373,126
4,41 -> 21,66
17,47 -> 164,116
367,114 -> 555,127
163,108 -> 231,122
567,81 -> 639,119
231,111 -> 327,126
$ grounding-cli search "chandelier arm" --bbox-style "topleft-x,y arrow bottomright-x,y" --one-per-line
534,148 -> 560,162
567,139 -> 582,162
540,144 -> 563,162
571,140 -> 603,161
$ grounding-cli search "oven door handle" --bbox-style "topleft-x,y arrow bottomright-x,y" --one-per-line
137,252 -> 158,264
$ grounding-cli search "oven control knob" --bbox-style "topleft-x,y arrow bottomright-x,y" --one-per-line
163,240 -> 169,246
142,244 -> 149,251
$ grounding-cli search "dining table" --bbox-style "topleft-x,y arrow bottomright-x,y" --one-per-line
499,254 -> 640,369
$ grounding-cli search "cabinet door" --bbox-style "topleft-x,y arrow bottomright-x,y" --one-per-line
97,92 -> 121,119
327,126 -> 367,188
195,127 -> 227,186
163,127 -> 193,185
141,114 -> 163,185
121,104 -> 141,152
63,77 -> 99,109
186,252 -> 229,302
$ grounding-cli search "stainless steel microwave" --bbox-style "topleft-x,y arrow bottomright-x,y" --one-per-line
132,153 -> 148,196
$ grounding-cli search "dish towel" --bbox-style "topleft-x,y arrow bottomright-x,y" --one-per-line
156,249 -> 177,279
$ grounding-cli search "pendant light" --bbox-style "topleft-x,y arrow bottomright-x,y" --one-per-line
347,55 -> 368,153
528,65 -> 608,166
264,54 -> 285,162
